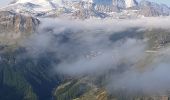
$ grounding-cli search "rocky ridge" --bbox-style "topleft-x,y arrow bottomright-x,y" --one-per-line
1,0 -> 170,19
0,11 -> 40,45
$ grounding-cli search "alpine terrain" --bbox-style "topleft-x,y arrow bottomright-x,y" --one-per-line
1,0 -> 170,100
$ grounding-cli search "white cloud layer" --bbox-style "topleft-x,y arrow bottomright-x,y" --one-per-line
20,17 -> 170,95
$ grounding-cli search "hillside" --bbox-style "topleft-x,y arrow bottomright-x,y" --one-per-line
1,0 -> 170,100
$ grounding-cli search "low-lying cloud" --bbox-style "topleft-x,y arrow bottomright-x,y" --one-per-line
107,47 -> 170,95
20,17 -> 170,96
56,39 -> 146,76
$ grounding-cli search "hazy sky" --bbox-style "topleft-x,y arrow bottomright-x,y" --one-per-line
143,0 -> 170,6
0,0 -> 12,6
0,0 -> 170,7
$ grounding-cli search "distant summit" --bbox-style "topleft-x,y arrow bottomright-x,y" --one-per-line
2,0 -> 170,18
125,0 -> 138,8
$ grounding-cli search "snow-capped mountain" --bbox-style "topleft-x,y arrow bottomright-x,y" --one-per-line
139,0 -> 170,16
125,0 -> 138,8
1,0 -> 170,19
16,0 -> 63,11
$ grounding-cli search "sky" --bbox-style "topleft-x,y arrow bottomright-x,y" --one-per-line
142,0 -> 170,6
0,0 -> 170,7
0,0 -> 12,6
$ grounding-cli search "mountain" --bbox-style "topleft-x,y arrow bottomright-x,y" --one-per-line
1,0 -> 170,100
0,48 -> 63,100
1,0 -> 170,19
125,0 -> 138,8
0,11 -> 40,45
139,0 -> 170,16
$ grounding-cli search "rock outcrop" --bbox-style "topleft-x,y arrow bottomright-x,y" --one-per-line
0,11 -> 40,45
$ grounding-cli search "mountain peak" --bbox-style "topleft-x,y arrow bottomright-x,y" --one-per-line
10,0 -> 139,9
17,0 -> 63,5
87,0 -> 138,8
9,0 -> 64,12
3,0 -> 170,18
125,0 -> 138,8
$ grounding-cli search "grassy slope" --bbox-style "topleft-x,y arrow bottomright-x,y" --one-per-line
53,29 -> 170,100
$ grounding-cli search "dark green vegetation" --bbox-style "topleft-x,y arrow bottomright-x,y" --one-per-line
0,48 -> 62,100
145,29 -> 170,49
110,28 -> 170,49
54,80 -> 90,100
1,29 -> 170,100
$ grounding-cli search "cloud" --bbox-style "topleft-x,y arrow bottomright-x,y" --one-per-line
104,46 -> 170,96
56,38 -> 146,76
19,17 -> 170,96
107,47 -> 170,95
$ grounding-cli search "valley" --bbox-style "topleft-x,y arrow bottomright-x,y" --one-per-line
1,0 -> 170,100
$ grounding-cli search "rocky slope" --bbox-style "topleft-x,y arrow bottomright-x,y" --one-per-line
53,77 -> 170,100
139,0 -> 170,17
0,11 -> 40,45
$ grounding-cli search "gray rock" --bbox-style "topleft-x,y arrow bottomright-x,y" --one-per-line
0,11 -> 40,45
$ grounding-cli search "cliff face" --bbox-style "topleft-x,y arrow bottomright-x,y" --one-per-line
0,11 -> 40,45
139,0 -> 170,17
